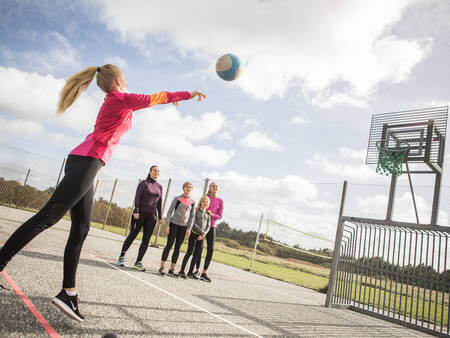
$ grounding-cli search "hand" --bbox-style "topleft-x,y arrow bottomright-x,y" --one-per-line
133,213 -> 139,220
197,235 -> 203,241
191,90 -> 206,102
206,210 -> 212,215
186,229 -> 191,237
165,225 -> 170,235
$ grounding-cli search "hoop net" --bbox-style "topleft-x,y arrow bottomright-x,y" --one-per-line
376,140 -> 410,176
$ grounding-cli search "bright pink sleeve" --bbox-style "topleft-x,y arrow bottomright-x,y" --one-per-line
124,93 -> 151,111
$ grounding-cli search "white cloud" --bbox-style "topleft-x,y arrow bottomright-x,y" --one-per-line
339,147 -> 366,161
289,116 -> 308,125
241,131 -> 282,151
0,66 -> 102,133
355,192 -> 448,225
0,116 -> 79,149
244,118 -> 259,127
1,31 -> 81,73
308,152 -> 381,182
93,0 -> 432,107
131,106 -> 234,167
104,56 -> 129,69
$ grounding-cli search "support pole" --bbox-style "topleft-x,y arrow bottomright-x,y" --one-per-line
102,179 -> 118,230
249,213 -> 264,272
202,178 -> 210,196
325,180 -> 347,307
23,169 -> 31,186
56,158 -> 66,187
93,179 -> 99,196
431,172 -> 442,225
405,162 -> 419,224
153,178 -> 172,247
125,179 -> 141,237
386,174 -> 397,221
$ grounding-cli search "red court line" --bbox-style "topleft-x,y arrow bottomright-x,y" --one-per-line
2,270 -> 60,338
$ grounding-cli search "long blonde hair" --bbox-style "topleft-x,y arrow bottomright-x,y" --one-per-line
206,181 -> 218,197
57,64 -> 122,114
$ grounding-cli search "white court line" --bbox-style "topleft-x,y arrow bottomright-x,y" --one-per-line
90,254 -> 263,338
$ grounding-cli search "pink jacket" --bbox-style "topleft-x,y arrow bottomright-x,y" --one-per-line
70,90 -> 191,163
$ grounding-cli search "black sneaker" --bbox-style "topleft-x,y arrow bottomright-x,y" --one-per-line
158,267 -> 166,275
178,271 -> 187,279
168,269 -> 178,278
52,289 -> 84,322
200,273 -> 211,282
187,272 -> 200,280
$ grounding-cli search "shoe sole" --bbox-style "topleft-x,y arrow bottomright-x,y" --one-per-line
52,297 -> 84,322
133,266 -> 145,272
200,278 -> 211,282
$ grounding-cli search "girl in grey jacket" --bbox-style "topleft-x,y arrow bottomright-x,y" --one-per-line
159,182 -> 195,277
178,196 -> 211,279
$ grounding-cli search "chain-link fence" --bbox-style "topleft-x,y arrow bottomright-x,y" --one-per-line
2,143 -> 450,295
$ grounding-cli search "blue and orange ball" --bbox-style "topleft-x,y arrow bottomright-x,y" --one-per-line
216,53 -> 241,81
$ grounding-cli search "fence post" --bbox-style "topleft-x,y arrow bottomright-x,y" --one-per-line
152,178 -> 172,247
325,180 -> 347,307
93,179 -> 99,196
202,178 -> 210,196
249,213 -> 264,272
56,158 -> 66,187
23,169 -> 31,186
102,179 -> 118,230
125,179 -> 141,237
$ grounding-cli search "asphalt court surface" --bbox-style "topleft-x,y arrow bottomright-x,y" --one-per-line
0,206 -> 432,337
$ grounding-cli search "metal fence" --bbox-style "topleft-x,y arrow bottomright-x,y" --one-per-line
326,216 -> 450,337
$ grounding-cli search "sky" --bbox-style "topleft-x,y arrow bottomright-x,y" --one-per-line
1,0 -> 450,246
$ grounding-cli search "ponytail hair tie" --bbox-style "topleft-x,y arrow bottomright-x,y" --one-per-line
97,66 -> 101,73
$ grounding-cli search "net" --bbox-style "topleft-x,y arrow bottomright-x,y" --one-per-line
376,139 -> 410,176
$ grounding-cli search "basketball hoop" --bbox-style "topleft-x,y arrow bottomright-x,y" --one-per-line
376,140 -> 410,176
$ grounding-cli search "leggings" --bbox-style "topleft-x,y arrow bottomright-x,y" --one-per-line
196,227 -> 216,271
0,154 -> 103,288
120,212 -> 157,262
180,232 -> 204,273
161,223 -> 186,264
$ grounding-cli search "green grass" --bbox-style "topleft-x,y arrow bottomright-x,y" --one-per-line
90,222 -> 330,291
334,276 -> 449,326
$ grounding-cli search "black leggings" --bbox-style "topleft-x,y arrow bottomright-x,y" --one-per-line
120,212 -> 157,262
180,232 -> 204,273
0,155 -> 103,288
196,227 -> 216,271
161,223 -> 186,264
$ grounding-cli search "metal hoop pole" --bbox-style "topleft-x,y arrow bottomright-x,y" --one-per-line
405,162 -> 419,224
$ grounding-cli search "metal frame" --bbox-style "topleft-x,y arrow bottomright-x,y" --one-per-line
326,215 -> 450,337
366,106 -> 448,224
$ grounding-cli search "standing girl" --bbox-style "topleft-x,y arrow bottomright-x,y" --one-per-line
117,165 -> 162,271
178,196 -> 211,279
195,182 -> 223,282
159,182 -> 195,277
0,64 -> 206,322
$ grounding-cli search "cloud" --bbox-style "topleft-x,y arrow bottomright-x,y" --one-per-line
131,106 -> 234,166
244,118 -> 259,127
0,31 -> 81,73
104,56 -> 129,69
308,151 -> 381,182
0,116 -> 80,150
92,0 -> 432,107
289,116 -> 308,125
0,66 -> 102,133
241,131 -> 282,151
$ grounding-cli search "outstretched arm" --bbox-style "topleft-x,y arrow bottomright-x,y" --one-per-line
124,90 -> 206,110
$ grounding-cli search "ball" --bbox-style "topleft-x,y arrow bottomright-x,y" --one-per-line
216,53 -> 241,81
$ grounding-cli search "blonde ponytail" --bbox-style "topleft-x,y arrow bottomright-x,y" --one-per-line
56,64 -> 123,114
